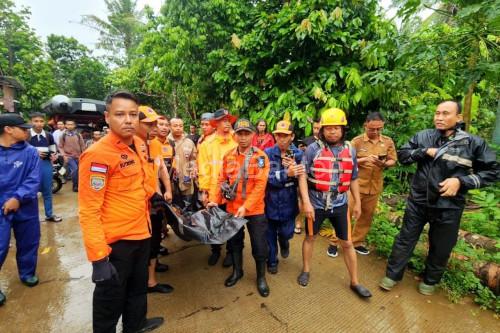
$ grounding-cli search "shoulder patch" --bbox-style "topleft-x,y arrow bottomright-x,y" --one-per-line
90,175 -> 105,191
90,162 -> 108,174
257,156 -> 265,168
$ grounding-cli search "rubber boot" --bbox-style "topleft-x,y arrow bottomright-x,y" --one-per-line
256,260 -> 270,297
222,250 -> 233,267
224,252 -> 243,287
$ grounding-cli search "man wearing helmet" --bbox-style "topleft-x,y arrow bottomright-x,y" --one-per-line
297,108 -> 372,298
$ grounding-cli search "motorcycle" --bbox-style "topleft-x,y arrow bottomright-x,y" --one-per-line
52,157 -> 66,194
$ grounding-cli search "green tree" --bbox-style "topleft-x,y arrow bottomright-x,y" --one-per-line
215,0 -> 398,135
0,0 -> 58,112
72,57 -> 109,99
81,0 -> 144,65
108,0 -> 254,120
46,34 -> 109,99
47,34 -> 89,96
392,0 -> 500,134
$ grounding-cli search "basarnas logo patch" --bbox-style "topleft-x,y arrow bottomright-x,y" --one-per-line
90,176 -> 105,191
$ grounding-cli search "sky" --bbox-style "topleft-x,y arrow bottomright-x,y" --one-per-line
14,0 -> 420,53
14,0 -> 163,53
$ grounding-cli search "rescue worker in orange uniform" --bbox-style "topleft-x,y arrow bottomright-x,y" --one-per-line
207,119 -> 271,297
297,108 -> 372,298
155,116 -> 174,174
197,109 -> 237,266
136,106 -> 174,294
78,91 -> 164,333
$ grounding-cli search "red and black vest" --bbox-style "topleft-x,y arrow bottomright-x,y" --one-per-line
307,141 -> 353,193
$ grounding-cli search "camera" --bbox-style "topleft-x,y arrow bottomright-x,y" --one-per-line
285,149 -> 294,159
221,182 -> 236,201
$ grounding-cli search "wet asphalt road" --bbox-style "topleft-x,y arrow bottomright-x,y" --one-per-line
0,186 -> 498,332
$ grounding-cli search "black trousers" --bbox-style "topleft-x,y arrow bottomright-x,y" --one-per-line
386,199 -> 463,285
228,214 -> 268,262
93,238 -> 151,333
149,212 -> 163,260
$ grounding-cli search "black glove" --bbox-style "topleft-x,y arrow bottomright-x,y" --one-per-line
150,192 -> 167,209
92,257 -> 119,283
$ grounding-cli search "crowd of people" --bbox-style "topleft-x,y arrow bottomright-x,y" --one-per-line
0,90 -> 498,332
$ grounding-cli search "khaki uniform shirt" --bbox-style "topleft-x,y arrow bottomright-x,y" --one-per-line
169,134 -> 197,194
352,133 -> 397,195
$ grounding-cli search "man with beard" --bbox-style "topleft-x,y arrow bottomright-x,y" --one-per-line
298,108 -> 372,298
379,100 -> 498,295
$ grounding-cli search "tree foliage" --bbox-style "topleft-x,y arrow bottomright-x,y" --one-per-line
80,0 -> 145,65
47,35 -> 109,99
215,0 -> 398,135
0,0 -> 58,112
391,0 -> 500,136
108,0 -> 255,120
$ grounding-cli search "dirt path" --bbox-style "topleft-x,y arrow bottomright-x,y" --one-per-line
0,187 -> 498,332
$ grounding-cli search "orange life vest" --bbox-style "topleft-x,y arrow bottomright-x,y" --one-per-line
307,141 -> 353,193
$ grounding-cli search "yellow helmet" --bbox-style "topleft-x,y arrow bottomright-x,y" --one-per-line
320,108 -> 347,127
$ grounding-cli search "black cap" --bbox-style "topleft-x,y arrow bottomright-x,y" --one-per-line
0,114 -> 32,129
233,118 -> 255,133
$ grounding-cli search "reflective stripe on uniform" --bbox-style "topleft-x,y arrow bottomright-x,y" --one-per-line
307,177 -> 350,187
310,167 -> 353,174
441,153 -> 473,168
313,156 -> 353,163
468,174 -> 481,188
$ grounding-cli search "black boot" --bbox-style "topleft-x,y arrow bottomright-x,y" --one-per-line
222,251 -> 233,267
208,250 -> 221,266
224,252 -> 243,287
256,260 -> 270,297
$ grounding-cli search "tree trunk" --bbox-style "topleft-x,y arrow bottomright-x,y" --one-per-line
462,81 -> 476,131
172,87 -> 178,117
458,229 -> 497,251
492,98 -> 500,145
474,262 -> 500,295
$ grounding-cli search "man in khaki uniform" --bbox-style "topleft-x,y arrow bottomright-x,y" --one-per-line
327,112 -> 397,257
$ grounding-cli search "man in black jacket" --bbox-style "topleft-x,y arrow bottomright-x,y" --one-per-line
379,100 -> 498,295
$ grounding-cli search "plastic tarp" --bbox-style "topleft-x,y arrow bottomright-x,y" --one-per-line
161,203 -> 247,244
